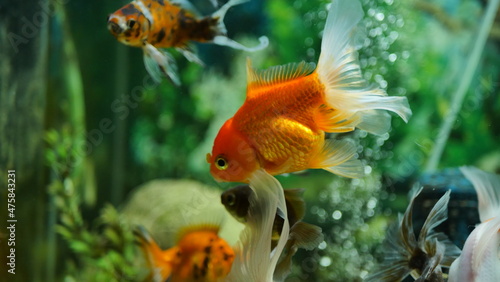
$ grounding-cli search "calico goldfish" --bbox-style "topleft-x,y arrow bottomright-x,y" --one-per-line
135,224 -> 235,282
367,187 -> 461,281
206,0 -> 412,183
448,167 -> 500,282
107,0 -> 268,85
221,185 -> 323,280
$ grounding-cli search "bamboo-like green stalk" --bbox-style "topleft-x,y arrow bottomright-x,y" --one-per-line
111,44 -> 129,205
425,0 -> 500,172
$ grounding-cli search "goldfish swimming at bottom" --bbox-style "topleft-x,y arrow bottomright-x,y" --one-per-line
207,0 -> 411,183
367,187 -> 461,281
448,167 -> 500,282
221,185 -> 323,280
107,0 -> 268,85
135,224 -> 235,282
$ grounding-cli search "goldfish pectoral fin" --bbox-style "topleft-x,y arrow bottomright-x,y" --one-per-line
283,189 -> 306,221
212,35 -> 269,52
316,0 -> 411,135
289,221 -> 324,251
310,139 -> 365,178
143,44 -> 180,86
176,47 -> 204,66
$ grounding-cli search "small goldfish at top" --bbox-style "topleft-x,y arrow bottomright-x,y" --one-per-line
107,0 -> 268,85
206,0 -> 412,183
135,224 -> 235,282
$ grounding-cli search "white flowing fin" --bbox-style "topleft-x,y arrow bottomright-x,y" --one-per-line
226,169 -> 289,282
460,166 -> 500,222
212,0 -> 248,34
315,0 -> 411,135
143,43 -> 180,85
417,190 -> 451,249
213,35 -> 269,52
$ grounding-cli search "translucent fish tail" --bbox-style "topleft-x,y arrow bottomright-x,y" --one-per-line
211,0 -> 269,52
315,0 -> 411,135
133,226 -> 174,281
274,222 -> 323,281
225,169 -> 289,282
460,166 -> 500,222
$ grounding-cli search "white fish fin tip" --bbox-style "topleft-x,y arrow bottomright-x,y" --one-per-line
143,44 -> 180,85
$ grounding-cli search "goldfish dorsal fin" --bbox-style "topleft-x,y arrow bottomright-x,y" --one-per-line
246,58 -> 315,94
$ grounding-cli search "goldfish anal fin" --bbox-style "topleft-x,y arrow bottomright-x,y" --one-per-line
283,188 -> 306,222
246,58 -> 315,97
309,138 -> 364,178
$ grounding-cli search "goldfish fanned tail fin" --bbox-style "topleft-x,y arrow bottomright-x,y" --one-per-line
316,0 -> 411,135
210,0 -> 269,52
417,190 -> 451,247
212,0 -> 248,34
143,43 -> 180,85
427,232 -> 461,267
310,138 -> 364,178
133,226 -> 175,281
246,59 -> 316,91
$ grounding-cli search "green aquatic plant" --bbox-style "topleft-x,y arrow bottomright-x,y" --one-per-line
45,128 -> 144,281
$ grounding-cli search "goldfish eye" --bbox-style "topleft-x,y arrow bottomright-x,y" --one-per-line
226,193 -> 236,206
215,156 -> 228,170
127,19 -> 136,29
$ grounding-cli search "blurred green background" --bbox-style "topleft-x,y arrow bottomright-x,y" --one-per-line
1,0 -> 499,281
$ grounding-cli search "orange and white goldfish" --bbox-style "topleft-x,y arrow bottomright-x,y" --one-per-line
135,224 -> 235,282
367,187 -> 461,281
107,0 -> 268,85
448,167 -> 500,282
225,169 -> 290,282
206,0 -> 412,183
221,185 -> 323,280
